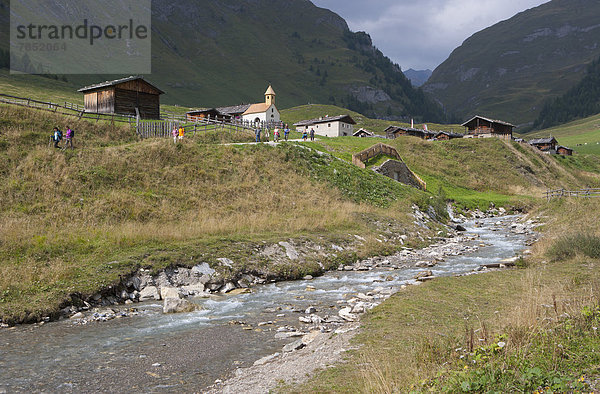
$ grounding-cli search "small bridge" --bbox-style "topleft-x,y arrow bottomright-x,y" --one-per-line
352,143 -> 427,191
545,188 -> 600,200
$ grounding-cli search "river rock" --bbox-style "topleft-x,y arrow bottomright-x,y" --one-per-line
303,275 -> 313,280
339,307 -> 358,322
160,287 -> 181,300
220,282 -> 237,293
253,353 -> 280,366
181,284 -> 205,296
228,288 -> 251,295
414,270 -> 433,280
126,276 -> 142,291
139,286 -> 160,301
351,302 -> 367,314
163,298 -> 199,314
278,241 -> 299,260
70,312 -> 85,319
305,306 -> 317,314
299,316 -> 312,324
282,339 -> 305,352
217,258 -> 234,268
191,263 -> 215,278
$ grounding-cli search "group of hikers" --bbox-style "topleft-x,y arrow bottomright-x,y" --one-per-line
254,124 -> 316,143
50,126 -> 75,150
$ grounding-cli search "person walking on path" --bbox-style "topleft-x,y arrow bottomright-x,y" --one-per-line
264,128 -> 270,142
172,126 -> 178,144
255,127 -> 261,142
274,128 -> 280,142
309,128 -> 315,141
51,127 -> 62,149
62,126 -> 74,150
178,126 -> 185,141
284,126 -> 290,141
302,130 -> 308,141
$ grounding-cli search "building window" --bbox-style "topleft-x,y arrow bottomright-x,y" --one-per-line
328,123 -> 331,127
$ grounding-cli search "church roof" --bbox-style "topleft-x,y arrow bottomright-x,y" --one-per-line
265,85 -> 276,96
243,103 -> 272,115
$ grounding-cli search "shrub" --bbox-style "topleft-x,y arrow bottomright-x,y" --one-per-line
548,234 -> 600,261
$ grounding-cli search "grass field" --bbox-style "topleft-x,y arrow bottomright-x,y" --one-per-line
521,113 -> 600,155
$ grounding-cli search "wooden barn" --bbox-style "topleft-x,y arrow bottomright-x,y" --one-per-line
462,116 -> 514,140
557,146 -> 573,156
78,76 -> 164,119
186,108 -> 231,122
435,131 -> 463,140
529,137 -> 558,152
385,126 -> 436,140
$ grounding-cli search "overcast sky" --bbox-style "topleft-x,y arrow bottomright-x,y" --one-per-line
311,0 -> 549,71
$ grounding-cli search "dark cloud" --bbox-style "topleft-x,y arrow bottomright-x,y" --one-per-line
312,0 -> 549,70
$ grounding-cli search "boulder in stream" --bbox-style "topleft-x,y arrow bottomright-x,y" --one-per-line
163,298 -> 200,314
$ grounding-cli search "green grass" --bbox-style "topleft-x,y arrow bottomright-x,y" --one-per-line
523,113 -> 600,155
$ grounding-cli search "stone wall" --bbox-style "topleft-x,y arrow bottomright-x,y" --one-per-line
373,159 -> 426,190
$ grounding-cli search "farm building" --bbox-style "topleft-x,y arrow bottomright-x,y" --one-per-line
385,126 -> 436,140
557,146 -> 573,156
294,115 -> 356,137
353,128 -> 375,138
78,76 -> 164,119
529,137 -> 558,152
186,108 -> 231,122
462,116 -> 514,140
215,85 -> 280,124
435,131 -> 463,140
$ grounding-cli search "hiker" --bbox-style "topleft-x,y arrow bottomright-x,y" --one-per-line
178,126 -> 185,141
264,128 -> 270,142
255,127 -> 261,142
172,126 -> 178,144
274,128 -> 280,142
302,130 -> 308,141
62,126 -> 74,150
309,128 -> 315,141
51,127 -> 62,149
284,126 -> 290,141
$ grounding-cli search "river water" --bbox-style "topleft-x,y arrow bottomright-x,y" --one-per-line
0,215 -> 530,393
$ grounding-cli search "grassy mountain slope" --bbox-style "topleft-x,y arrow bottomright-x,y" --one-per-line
533,57 -> 600,130
423,0 -> 600,126
524,112 -> 600,156
0,0 -> 445,122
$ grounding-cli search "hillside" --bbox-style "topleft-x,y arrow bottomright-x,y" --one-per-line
533,57 -> 600,130
524,112 -> 600,156
423,0 -> 600,126
0,0 -> 445,122
403,69 -> 432,87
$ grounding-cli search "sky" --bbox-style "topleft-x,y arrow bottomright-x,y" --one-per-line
311,0 -> 549,71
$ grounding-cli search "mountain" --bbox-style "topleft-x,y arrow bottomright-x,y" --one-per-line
403,69 -> 432,87
0,0 -> 446,122
423,0 -> 600,126
533,56 -> 600,130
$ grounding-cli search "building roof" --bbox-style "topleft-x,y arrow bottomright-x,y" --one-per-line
265,85 -> 276,96
294,115 -> 356,127
461,115 -> 515,128
243,103 -> 272,115
435,131 -> 464,138
78,75 -> 164,94
529,137 -> 558,145
387,126 -> 436,136
217,104 -> 252,115
557,145 -> 572,151
353,128 -> 374,137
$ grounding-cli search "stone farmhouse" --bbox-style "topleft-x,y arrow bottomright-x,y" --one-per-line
294,115 -> 356,137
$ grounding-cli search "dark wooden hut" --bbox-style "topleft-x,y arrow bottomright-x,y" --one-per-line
78,76 -> 164,119
557,146 -> 573,156
529,137 -> 558,152
462,116 -> 514,140
186,108 -> 231,122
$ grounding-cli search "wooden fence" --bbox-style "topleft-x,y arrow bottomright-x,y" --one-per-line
545,188 -> 600,200
0,93 -> 137,124
135,117 -> 259,139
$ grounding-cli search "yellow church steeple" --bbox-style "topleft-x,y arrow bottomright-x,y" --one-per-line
265,84 -> 276,106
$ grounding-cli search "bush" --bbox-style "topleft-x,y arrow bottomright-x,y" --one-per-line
548,234 -> 600,261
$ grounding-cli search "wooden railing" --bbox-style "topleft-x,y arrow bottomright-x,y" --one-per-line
545,188 -> 600,200
0,93 -> 137,124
